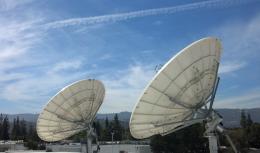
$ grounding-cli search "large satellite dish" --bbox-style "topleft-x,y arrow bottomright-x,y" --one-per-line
130,37 -> 238,153
37,79 -> 105,152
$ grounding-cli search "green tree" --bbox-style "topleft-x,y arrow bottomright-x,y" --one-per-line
2,116 -> 10,140
247,113 -> 253,127
102,116 -> 111,141
150,123 -> 208,153
20,119 -> 27,140
112,114 -> 122,141
248,123 -> 260,148
16,116 -> 21,139
27,124 -> 34,139
105,116 -> 109,129
11,118 -> 17,140
94,121 -> 102,140
0,114 -> 3,140
240,110 -> 247,129
29,124 -> 40,142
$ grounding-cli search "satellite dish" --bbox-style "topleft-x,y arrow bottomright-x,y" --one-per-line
37,79 -> 105,153
129,37 -> 238,153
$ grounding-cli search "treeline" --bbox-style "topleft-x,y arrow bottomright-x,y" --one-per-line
97,113 -> 131,141
227,110 -> 260,152
0,114 -> 42,149
150,110 -> 260,153
0,113 -> 132,144
0,114 -> 9,140
72,113 -> 133,142
2,111 -> 259,152
150,123 -> 208,153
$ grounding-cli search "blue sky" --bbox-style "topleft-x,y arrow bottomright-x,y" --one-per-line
0,0 -> 260,114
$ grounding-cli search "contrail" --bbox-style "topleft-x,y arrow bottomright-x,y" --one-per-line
44,0 -> 257,29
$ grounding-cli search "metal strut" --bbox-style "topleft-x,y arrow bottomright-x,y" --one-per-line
85,124 -> 100,153
204,74 -> 238,153
86,126 -> 93,153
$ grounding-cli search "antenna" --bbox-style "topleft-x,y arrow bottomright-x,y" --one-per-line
154,64 -> 163,73
37,79 -> 105,153
129,37 -> 238,153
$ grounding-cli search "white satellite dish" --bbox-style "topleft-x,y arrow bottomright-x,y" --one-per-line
129,37 -> 238,153
37,79 -> 105,153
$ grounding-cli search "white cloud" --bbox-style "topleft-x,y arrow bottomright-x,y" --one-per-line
99,54 -> 112,60
0,0 -> 258,114
0,0 -> 33,11
0,16 -> 89,112
0,69 -> 88,112
219,62 -> 246,74
0,17 -> 47,100
0,72 -> 29,82
213,14 -> 260,59
208,13 -> 260,78
215,89 -> 260,108
98,65 -> 154,113
44,0 -> 256,29
51,60 -> 83,73
0,19 -> 42,62
0,64 -> 152,113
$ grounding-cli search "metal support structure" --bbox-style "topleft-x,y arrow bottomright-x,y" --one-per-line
208,62 -> 220,113
208,134 -> 219,153
224,133 -> 238,153
86,127 -> 93,153
205,111 -> 222,153
203,75 -> 238,153
85,125 -> 100,153
86,133 -> 92,153
208,77 -> 220,112
205,111 -> 238,153
111,131 -> 114,153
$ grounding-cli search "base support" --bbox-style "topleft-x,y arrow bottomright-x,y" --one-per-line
86,135 -> 92,153
208,134 -> 219,153
85,127 -> 95,153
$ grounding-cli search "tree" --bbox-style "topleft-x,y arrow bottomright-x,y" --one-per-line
105,116 -> 109,129
240,110 -> 247,129
11,118 -> 17,140
94,121 -> 102,140
25,124 -> 43,151
31,124 -> 40,142
0,114 -> 3,140
248,123 -> 260,148
247,113 -> 253,127
102,116 -> 111,141
20,119 -> 27,140
239,111 -> 257,150
112,114 -> 122,141
2,116 -> 10,140
28,124 -> 34,139
150,123 -> 208,153
16,116 -> 21,139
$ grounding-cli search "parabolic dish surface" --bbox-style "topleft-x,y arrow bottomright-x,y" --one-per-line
130,37 -> 222,139
37,79 -> 105,142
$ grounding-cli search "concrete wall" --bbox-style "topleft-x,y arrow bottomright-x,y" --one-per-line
0,144 -> 27,152
46,144 -> 152,153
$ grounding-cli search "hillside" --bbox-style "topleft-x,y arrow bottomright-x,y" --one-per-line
3,108 -> 260,128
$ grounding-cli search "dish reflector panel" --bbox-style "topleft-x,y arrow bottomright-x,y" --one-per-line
130,37 -> 222,139
37,79 -> 105,142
